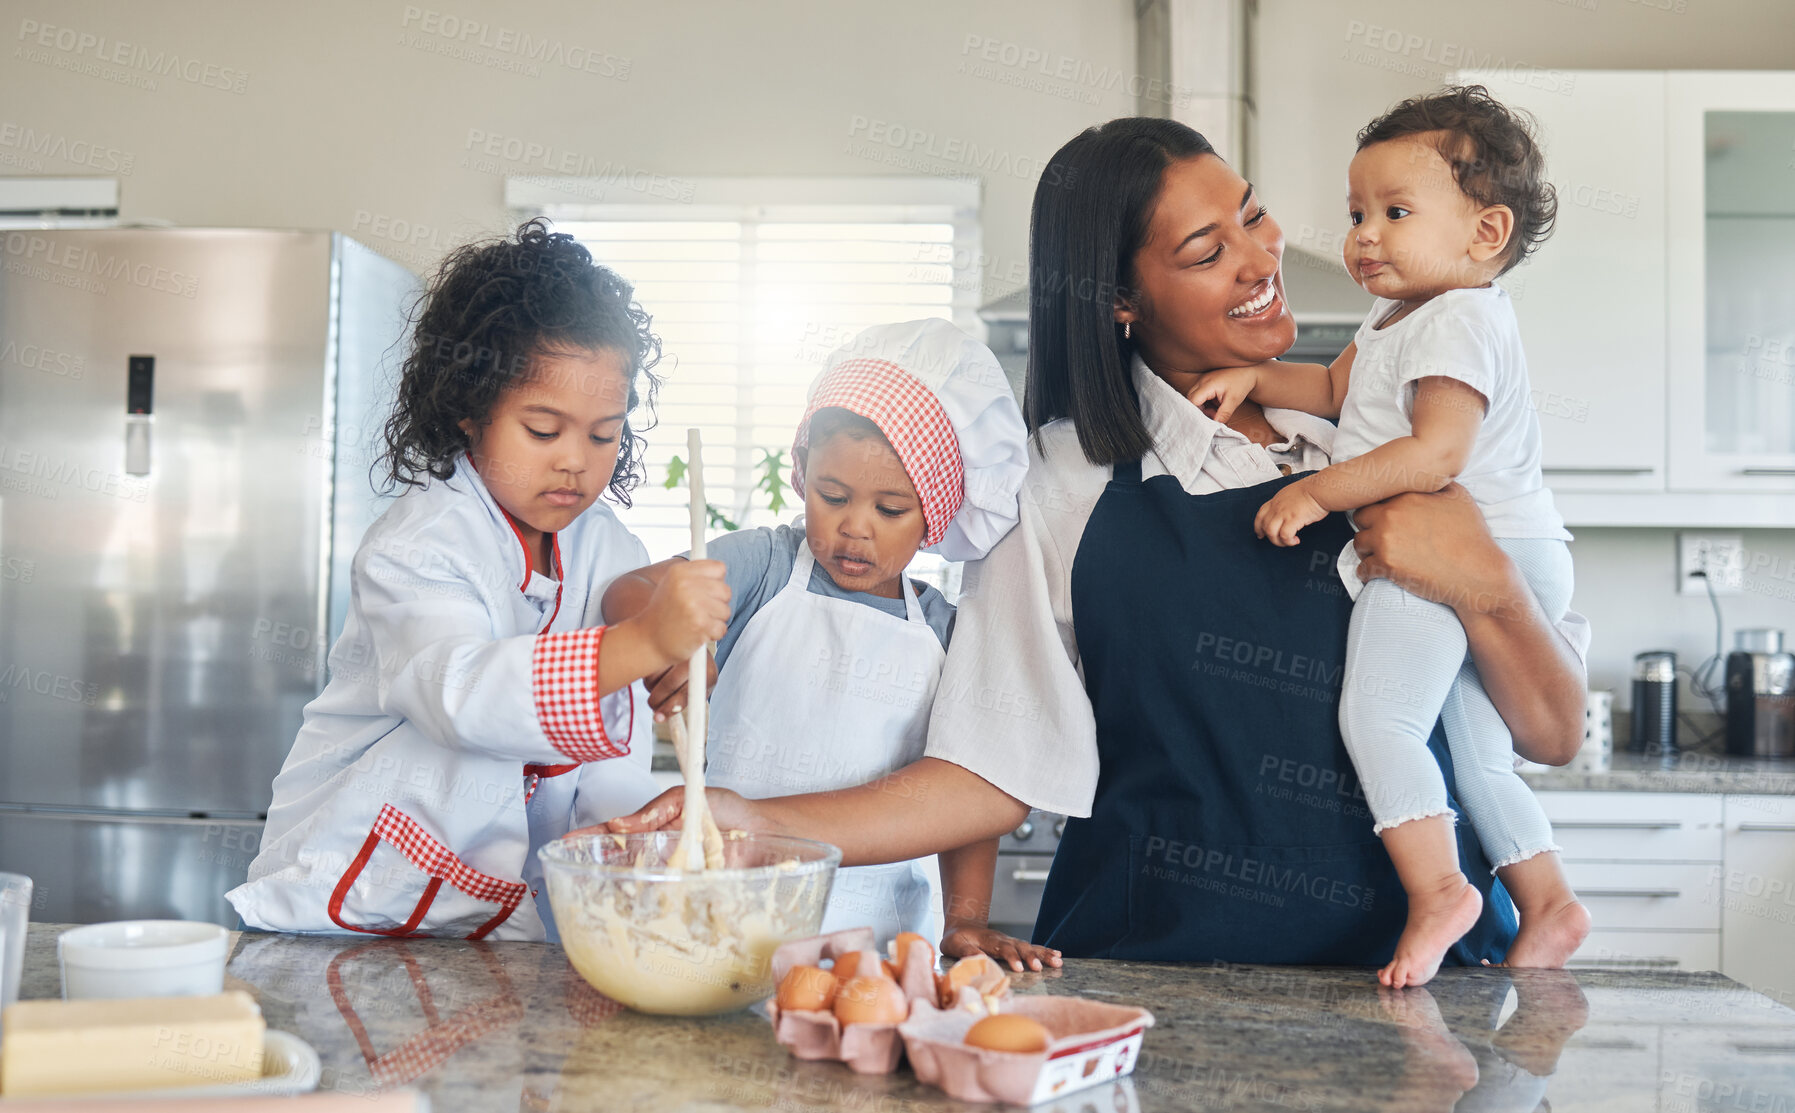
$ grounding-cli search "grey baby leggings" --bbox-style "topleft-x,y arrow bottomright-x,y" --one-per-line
1339,538 -> 1575,870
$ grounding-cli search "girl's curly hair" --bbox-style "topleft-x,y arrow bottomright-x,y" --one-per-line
379,218 -> 662,505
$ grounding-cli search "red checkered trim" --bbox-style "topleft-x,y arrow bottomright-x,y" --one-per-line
531,626 -> 630,762
368,993 -> 526,1088
793,358 -> 964,548
373,804 -> 528,908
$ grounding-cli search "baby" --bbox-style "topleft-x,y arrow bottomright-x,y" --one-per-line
1191,85 -> 1590,986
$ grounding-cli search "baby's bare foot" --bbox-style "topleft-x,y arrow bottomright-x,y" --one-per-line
1380,878 -> 1483,988
1504,897 -> 1591,970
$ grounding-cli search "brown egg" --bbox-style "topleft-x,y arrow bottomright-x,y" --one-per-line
831,949 -> 892,985
831,950 -> 866,981
832,975 -> 908,1026
964,1013 -> 1052,1054
892,931 -> 934,971
775,964 -> 838,1012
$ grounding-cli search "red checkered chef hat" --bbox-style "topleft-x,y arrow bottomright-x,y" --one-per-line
792,319 -> 1027,561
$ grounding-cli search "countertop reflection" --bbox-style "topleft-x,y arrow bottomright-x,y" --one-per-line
17,923 -> 1795,1111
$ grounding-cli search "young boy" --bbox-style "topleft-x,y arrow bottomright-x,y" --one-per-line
1190,86 -> 1590,986
605,319 -> 1057,971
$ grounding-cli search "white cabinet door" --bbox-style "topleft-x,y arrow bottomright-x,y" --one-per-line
1719,795 -> 1795,1009
1538,791 -> 1723,861
1460,70 -> 1667,493
1666,72 -> 1795,492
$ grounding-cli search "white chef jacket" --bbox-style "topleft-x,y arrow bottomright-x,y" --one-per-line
924,357 -> 1592,818
229,456 -> 659,941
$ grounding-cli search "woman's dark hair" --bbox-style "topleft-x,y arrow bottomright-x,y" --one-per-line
1356,85 -> 1556,274
1025,118 -> 1214,467
379,218 -> 662,505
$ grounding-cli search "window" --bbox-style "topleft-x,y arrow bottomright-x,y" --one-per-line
510,177 -> 982,569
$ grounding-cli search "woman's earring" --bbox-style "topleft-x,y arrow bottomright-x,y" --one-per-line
1123,321 -> 1131,340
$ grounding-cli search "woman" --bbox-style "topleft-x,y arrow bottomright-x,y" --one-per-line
608,118 -> 1588,966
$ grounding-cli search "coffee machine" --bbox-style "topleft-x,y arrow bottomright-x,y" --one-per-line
1725,628 -> 1795,759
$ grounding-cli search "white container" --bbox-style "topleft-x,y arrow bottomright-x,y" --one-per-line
58,920 -> 229,1000
1576,689 -> 1615,773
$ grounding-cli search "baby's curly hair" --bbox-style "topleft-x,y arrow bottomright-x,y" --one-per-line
1357,85 -> 1557,274
379,218 -> 662,504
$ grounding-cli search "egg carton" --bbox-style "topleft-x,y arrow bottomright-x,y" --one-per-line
898,995 -> 1154,1106
764,927 -> 938,1074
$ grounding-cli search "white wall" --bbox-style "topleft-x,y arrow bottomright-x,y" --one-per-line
1568,529 -> 1795,715
5,0 -> 1137,298
15,0 -> 1794,706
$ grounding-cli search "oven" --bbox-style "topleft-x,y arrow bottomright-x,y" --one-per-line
988,810 -> 1067,938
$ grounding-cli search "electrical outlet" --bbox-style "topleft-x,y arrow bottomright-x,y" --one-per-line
1678,531 -> 1744,596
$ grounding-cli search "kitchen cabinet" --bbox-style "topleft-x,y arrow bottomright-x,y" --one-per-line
1666,73 -> 1795,494
1458,70 -> 1795,526
1461,70 -> 1668,495
1537,789 -> 1795,998
1538,792 -> 1723,971
1718,794 -> 1795,1009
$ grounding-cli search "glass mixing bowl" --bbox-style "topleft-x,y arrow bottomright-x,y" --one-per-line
540,830 -> 841,1016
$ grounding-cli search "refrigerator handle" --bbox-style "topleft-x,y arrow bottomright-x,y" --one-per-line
125,354 -> 154,476
125,415 -> 152,476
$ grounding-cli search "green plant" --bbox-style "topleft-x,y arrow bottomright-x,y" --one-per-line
664,447 -> 790,532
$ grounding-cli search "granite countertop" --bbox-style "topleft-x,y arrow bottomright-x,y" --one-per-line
18,922 -> 1795,1111
1520,749 -> 1795,794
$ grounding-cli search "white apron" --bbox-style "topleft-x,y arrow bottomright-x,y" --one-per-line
705,542 -> 946,947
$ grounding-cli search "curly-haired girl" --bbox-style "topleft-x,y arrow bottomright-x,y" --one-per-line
230,220 -> 730,941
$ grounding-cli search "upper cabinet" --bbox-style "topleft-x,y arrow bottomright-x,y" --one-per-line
1666,73 -> 1795,492
1458,69 -> 1795,526
1464,70 -> 1667,495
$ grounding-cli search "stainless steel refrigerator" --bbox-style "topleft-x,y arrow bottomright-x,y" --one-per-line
0,229 -> 419,926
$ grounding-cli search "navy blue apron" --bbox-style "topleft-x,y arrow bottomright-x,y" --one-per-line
1034,462 -> 1516,965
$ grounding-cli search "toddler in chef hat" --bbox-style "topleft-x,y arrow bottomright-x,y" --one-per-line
603,318 -> 1053,969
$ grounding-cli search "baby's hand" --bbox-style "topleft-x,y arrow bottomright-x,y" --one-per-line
1255,480 -> 1327,547
1185,365 -> 1260,423
942,924 -> 1063,973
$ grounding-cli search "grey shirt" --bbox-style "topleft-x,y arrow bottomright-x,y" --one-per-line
693,523 -> 955,671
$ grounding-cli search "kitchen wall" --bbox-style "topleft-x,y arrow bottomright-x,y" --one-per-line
13,0 -> 1793,709
1251,0 -> 1795,710
1569,529 -> 1795,715
3,0 -> 1137,302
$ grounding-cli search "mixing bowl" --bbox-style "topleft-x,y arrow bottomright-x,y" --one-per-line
540,830 -> 840,1016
